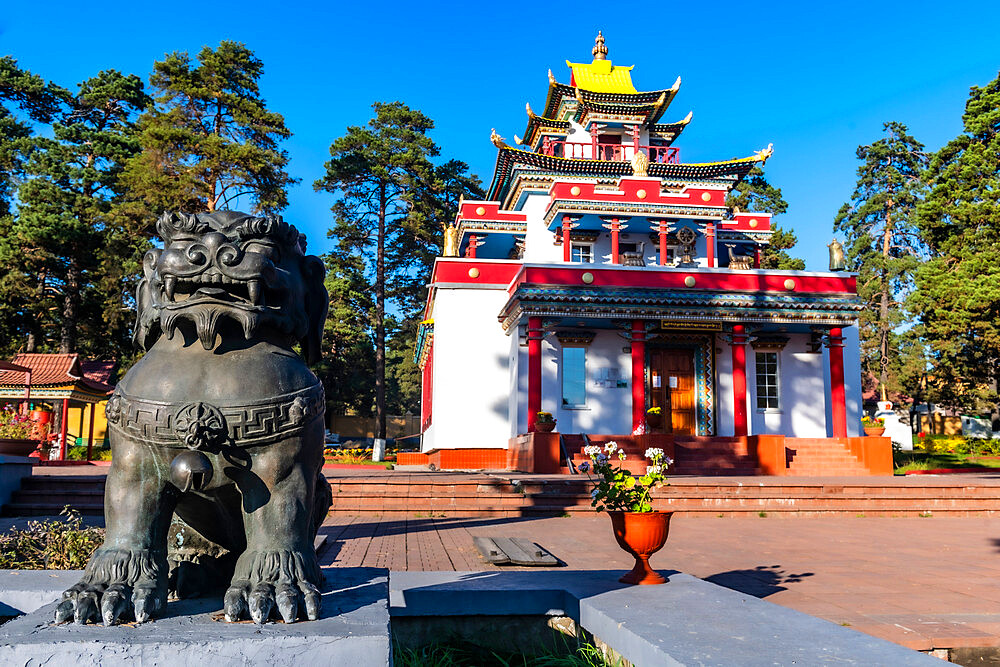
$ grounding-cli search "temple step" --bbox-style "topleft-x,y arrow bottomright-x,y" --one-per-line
1,474 -> 107,517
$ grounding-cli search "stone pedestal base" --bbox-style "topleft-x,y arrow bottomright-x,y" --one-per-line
0,568 -> 389,666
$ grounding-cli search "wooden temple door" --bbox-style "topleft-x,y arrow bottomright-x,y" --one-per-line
649,348 -> 696,435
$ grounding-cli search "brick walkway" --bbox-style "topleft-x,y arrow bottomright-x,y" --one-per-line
320,512 -> 1000,652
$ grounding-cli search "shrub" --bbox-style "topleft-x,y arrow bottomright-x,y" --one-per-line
0,508 -> 104,570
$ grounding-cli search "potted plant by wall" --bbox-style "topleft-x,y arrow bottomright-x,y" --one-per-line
862,415 -> 886,437
645,406 -> 663,430
0,407 -> 43,456
579,442 -> 673,584
535,411 -> 557,433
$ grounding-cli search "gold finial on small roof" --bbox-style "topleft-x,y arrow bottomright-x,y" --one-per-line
548,69 -> 556,85
490,128 -> 509,149
754,143 -> 775,163
680,110 -> 693,124
592,31 -> 608,61
526,102 -> 537,119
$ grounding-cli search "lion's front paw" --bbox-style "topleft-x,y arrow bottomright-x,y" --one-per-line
224,549 -> 323,624
54,549 -> 168,626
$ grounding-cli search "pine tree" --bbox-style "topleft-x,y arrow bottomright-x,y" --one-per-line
121,41 -> 297,233
912,72 -> 1000,410
0,57 -> 67,355
725,165 -> 804,270
314,103 -> 482,435
14,70 -> 150,357
834,122 -> 927,397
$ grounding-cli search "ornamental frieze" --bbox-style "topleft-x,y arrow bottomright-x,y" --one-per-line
105,383 -> 325,449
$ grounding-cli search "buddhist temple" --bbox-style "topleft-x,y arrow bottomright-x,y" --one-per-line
409,34 -> 885,475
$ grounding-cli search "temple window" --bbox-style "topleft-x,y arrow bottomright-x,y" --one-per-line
755,351 -> 780,411
571,243 -> 594,263
562,346 -> 587,407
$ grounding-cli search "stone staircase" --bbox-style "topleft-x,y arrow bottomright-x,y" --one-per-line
1,475 -> 105,517
672,437 -> 759,476
4,470 -> 1000,518
784,438 -> 870,476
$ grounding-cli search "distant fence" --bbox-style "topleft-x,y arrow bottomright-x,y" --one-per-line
328,415 -> 421,439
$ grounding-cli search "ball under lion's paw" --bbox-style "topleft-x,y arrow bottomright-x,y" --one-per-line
54,548 -> 168,626
223,549 -> 323,624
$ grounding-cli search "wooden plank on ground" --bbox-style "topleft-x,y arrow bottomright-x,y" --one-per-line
473,536 -> 510,564
494,537 -> 559,566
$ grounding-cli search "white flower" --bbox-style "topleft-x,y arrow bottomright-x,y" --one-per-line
604,441 -> 618,453
646,465 -> 662,475
645,447 -> 664,459
577,461 -> 591,473
584,445 -> 601,456
619,452 -> 627,461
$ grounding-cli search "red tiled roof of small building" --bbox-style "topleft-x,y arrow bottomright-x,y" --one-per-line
0,353 -> 113,393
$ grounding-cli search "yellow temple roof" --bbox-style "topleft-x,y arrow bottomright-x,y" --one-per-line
566,58 -> 637,94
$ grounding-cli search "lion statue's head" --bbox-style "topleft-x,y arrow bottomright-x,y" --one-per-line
135,211 -> 328,363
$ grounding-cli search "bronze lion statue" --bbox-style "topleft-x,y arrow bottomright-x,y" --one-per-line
55,211 -> 331,625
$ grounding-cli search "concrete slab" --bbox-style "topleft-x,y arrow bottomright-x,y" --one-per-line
391,570 -> 944,666
0,454 -> 33,507
0,567 -> 390,666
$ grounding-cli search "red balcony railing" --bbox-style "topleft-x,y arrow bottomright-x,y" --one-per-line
541,140 -> 680,164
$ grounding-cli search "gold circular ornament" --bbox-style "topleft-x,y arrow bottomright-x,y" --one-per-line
468,268 -> 480,278
749,218 -> 759,228
784,279 -> 795,290
684,276 -> 696,287
476,206 -> 486,216
636,189 -> 647,200
582,272 -> 594,284
570,186 -> 581,196
701,192 -> 712,202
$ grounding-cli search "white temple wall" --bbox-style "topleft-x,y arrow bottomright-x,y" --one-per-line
425,286 -> 511,451
749,334 -> 827,437
548,330 -> 632,435
521,195 -> 561,263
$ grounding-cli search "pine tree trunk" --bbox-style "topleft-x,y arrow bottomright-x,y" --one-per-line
375,184 -> 387,441
879,213 -> 892,391
59,260 -> 80,354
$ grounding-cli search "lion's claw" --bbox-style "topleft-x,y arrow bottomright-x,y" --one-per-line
276,585 -> 298,624
224,583 -> 249,622
101,584 -> 131,626
248,583 -> 275,624
300,582 -> 321,621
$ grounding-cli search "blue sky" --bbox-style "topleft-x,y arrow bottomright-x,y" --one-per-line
3,0 -> 999,270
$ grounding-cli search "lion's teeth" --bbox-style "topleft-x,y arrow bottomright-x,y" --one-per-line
164,276 -> 177,300
247,280 -> 261,305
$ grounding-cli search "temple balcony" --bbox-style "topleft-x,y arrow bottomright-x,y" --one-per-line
540,139 -> 680,164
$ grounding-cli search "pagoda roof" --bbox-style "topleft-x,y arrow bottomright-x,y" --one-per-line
486,144 -> 765,202
516,103 -> 571,148
566,58 -> 637,94
541,80 -> 682,122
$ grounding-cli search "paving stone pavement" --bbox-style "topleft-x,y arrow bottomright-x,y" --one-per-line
319,512 -> 1000,652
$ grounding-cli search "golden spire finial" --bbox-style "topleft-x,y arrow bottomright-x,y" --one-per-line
592,31 -> 608,61
548,69 -> 556,85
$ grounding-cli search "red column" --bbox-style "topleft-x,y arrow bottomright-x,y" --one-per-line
467,234 -> 477,259
59,398 -> 69,461
527,316 -> 543,433
631,125 -> 640,154
611,224 -> 620,264
631,321 -> 647,432
562,220 -> 572,262
827,327 -> 847,438
706,221 -> 716,268
731,326 -> 748,437
651,220 -> 669,266
86,402 -> 96,461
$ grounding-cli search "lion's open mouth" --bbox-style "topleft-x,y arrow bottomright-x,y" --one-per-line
161,271 -> 264,308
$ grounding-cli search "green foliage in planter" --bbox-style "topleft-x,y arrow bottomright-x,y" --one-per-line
0,508 -> 104,570
66,445 -> 113,461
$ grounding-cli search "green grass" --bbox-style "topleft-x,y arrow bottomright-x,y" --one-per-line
392,639 -> 621,667
893,450 -> 1000,475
